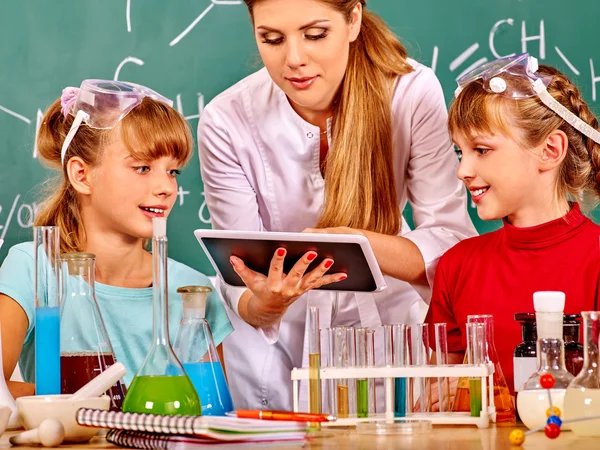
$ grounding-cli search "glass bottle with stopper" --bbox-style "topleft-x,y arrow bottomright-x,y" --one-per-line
564,311 -> 600,436
517,291 -> 573,430
59,252 -> 126,411
122,218 -> 201,416
173,285 -> 233,416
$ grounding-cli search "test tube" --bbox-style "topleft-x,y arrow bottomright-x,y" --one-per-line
393,324 -> 409,417
366,329 -> 376,415
466,322 -> 486,417
383,325 -> 394,420
332,327 -> 349,418
411,323 -> 431,413
33,226 -> 61,395
326,328 -> 337,416
434,323 -> 450,412
346,327 -> 356,415
308,307 -> 321,420
355,327 -> 368,418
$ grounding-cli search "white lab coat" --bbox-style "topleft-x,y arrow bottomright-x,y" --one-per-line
198,60 -> 477,411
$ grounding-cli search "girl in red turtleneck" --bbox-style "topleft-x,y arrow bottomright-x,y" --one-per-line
426,58 -> 600,401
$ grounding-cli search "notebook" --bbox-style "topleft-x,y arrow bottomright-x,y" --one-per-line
105,429 -> 306,450
76,408 -> 308,442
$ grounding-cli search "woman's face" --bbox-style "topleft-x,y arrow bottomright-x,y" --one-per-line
251,0 -> 362,116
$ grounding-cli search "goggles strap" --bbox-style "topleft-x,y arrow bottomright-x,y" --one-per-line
533,79 -> 600,146
60,110 -> 90,166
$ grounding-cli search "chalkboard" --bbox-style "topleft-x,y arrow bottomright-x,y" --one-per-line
1,0 -> 599,275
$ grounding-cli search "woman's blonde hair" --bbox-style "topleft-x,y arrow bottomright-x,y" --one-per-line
448,65 -> 600,208
34,97 -> 193,253
243,0 -> 413,235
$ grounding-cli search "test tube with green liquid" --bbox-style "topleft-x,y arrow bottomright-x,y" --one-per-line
466,322 -> 486,417
355,327 -> 368,418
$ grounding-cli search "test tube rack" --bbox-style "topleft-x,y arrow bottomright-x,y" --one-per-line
291,363 -> 496,429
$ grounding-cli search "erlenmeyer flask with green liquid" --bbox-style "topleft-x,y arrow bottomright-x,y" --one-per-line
122,218 -> 201,416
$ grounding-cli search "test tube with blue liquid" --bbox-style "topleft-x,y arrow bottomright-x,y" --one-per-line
434,323 -> 450,412
393,324 -> 409,417
34,226 -> 61,395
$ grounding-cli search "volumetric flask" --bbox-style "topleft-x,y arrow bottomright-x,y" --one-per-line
122,218 -> 200,416
173,285 -> 233,416
33,226 -> 61,395
59,253 -> 126,411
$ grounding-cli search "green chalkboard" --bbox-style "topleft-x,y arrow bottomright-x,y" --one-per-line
1,0 -> 599,275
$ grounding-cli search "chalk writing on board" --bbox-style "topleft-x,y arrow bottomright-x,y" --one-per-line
178,186 -> 190,206
198,193 -> 211,225
114,56 -> 145,81
438,18 -> 600,102
0,105 -> 30,124
126,0 -> 132,33
169,0 -> 243,47
0,195 -> 21,241
177,93 -> 205,121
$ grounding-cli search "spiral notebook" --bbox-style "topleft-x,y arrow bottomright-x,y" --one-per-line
105,429 -> 306,449
76,409 -> 308,443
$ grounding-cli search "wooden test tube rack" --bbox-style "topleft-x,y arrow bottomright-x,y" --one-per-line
291,363 -> 496,429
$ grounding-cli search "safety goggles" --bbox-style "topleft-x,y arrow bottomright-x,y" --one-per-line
60,80 -> 173,165
455,53 -> 600,145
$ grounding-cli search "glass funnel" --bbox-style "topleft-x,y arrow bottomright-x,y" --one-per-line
173,285 -> 233,416
453,315 -> 515,423
564,311 -> 600,436
59,253 -> 126,411
122,218 -> 201,416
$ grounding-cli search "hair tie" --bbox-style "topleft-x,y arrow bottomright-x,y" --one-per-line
60,87 -> 79,118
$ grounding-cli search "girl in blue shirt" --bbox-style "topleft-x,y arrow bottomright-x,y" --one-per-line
0,81 -> 233,397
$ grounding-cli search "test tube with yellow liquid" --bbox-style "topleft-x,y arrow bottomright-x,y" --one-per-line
332,327 -> 349,418
308,307 -> 321,429
466,322 -> 486,417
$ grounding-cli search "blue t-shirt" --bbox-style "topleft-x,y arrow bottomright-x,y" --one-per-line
0,242 -> 234,386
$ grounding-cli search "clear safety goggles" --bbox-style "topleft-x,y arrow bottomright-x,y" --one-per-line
60,80 -> 173,165
455,52 -> 600,145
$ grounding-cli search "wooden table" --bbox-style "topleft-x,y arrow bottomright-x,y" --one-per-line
1,424 -> 599,449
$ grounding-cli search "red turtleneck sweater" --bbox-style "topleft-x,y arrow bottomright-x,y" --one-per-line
425,204 -> 600,394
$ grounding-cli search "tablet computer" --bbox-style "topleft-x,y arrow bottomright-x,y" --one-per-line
193,229 -> 387,293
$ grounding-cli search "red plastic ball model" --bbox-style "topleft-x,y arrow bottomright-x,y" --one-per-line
540,373 -> 555,389
544,423 -> 560,439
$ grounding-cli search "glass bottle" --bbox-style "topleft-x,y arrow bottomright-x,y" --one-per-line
173,285 -> 233,416
564,311 -> 600,436
563,314 -> 584,377
33,226 -> 61,395
517,291 -> 572,430
516,338 -> 573,430
514,312 -> 584,392
59,253 -> 126,411
453,315 -> 515,423
122,218 -> 201,416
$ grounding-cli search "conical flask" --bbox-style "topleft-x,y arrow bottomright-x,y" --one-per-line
453,314 -> 515,423
564,311 -> 600,436
122,218 -> 200,416
173,285 -> 233,416
59,253 -> 126,411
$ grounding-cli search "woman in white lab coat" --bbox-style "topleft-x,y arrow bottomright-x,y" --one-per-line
198,0 -> 476,411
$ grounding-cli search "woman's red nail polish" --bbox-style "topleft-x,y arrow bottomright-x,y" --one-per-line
307,252 -> 317,261
229,257 -> 236,267
277,248 -> 286,257
339,274 -> 347,280
324,260 -> 334,269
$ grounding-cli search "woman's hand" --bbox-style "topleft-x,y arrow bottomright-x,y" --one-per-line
231,248 -> 347,328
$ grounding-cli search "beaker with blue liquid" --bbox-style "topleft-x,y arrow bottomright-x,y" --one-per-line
173,286 -> 233,416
